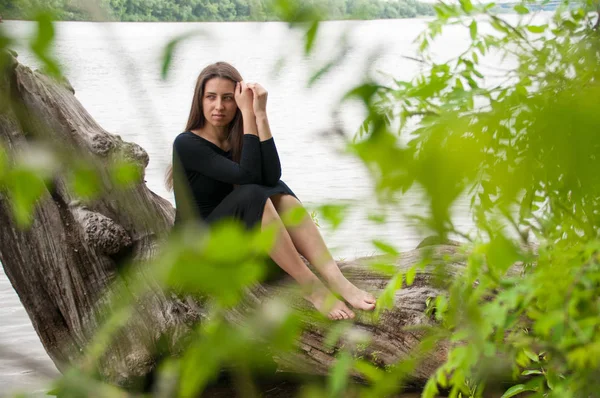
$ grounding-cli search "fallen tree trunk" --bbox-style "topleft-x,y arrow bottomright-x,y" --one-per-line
0,52 -> 456,390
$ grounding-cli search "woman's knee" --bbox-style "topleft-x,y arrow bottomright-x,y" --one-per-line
263,198 -> 276,214
271,194 -> 302,212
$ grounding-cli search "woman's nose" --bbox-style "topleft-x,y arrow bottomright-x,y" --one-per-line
215,99 -> 224,110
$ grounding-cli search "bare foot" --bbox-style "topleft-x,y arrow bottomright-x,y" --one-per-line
329,276 -> 376,311
306,287 -> 355,320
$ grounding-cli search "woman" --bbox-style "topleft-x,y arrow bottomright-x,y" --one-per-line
167,62 -> 376,320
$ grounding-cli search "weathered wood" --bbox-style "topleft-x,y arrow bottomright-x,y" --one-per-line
0,52 -> 457,389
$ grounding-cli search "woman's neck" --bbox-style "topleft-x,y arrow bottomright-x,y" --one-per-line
196,125 -> 229,147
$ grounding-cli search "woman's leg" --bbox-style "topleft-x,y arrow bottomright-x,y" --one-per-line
261,198 -> 355,320
270,194 -> 376,311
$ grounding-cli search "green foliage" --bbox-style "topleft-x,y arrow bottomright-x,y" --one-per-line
108,158 -> 143,187
5,167 -> 48,227
3,0 -> 600,397
160,220 -> 272,307
328,350 -> 353,396
68,162 -> 103,199
345,0 -> 600,395
316,203 -> 349,230
29,12 -> 62,78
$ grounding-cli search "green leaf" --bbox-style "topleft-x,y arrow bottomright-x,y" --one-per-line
422,376 -> 440,398
110,159 -> 142,187
523,349 -> 540,363
317,204 -> 348,230
70,166 -> 102,199
342,82 -> 383,106
514,4 -> 529,14
281,205 -> 308,227
546,369 -> 560,390
527,25 -> 547,34
29,12 -> 61,78
469,21 -> 478,41
420,37 -> 429,53
367,213 -> 386,224
501,384 -> 536,398
7,168 -> 47,228
0,32 -> 13,52
459,0 -> 474,13
491,19 -> 508,34
369,261 -> 397,276
202,220 -> 252,263
0,145 -> 6,182
435,295 -> 448,321
165,221 -> 266,304
375,272 -> 403,316
328,351 -> 353,397
433,5 -> 449,18
372,240 -> 399,256
406,265 -> 417,286
354,360 -> 384,383
161,30 -> 205,80
250,226 -> 276,255
270,311 -> 303,352
486,234 -> 522,275
521,369 -> 543,376
308,57 -> 342,87
304,19 -> 319,55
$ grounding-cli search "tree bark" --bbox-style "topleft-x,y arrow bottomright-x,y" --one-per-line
0,52 -> 455,389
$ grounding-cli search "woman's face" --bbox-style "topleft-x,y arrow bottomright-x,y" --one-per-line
202,77 -> 238,128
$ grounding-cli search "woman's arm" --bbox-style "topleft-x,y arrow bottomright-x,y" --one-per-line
249,83 -> 282,186
257,114 -> 282,186
174,133 -> 262,185
236,81 -> 259,139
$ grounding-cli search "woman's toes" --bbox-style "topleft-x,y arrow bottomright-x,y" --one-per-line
364,300 -> 376,309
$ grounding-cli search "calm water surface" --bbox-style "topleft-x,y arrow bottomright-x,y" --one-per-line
0,17 -> 504,394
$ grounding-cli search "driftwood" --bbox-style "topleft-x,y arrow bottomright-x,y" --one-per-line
0,51 -> 458,390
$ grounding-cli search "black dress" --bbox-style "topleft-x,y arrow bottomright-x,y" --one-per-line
172,131 -> 297,229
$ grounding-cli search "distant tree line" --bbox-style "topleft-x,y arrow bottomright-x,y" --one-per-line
0,0 -> 434,22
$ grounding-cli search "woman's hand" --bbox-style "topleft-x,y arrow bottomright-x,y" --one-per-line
247,83 -> 268,118
234,81 -> 254,115
247,82 -> 272,141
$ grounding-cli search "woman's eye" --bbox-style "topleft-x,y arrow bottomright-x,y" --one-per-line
224,96 -> 233,101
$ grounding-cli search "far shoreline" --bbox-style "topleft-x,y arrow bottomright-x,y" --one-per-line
1,15 -> 435,24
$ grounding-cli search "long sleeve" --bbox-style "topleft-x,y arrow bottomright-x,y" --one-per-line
174,133 -> 262,185
259,137 -> 282,186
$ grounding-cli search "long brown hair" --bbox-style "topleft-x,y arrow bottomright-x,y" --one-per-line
165,62 -> 244,191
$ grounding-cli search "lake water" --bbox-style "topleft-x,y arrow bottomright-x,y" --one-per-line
0,17 -> 519,394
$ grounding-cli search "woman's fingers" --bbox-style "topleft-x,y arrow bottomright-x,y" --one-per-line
246,83 -> 258,98
235,81 -> 243,97
235,81 -> 255,112
245,82 -> 267,97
